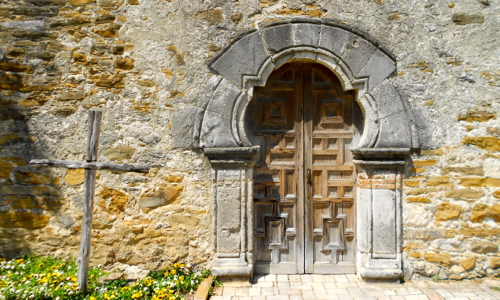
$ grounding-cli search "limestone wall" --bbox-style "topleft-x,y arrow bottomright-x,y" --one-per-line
0,0 -> 499,278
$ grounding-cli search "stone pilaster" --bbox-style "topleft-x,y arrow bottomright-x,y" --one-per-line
204,147 -> 259,284
352,148 -> 409,281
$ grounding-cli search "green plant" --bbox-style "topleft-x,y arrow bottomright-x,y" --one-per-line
432,273 -> 440,282
0,256 -> 215,300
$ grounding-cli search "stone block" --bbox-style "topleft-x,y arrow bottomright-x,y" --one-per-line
64,169 -> 85,185
0,212 -> 50,228
217,186 -> 241,255
92,73 -> 125,88
1,20 -> 45,32
452,14 -> 484,25
138,185 -> 183,208
470,203 -> 500,222
435,202 -> 462,221
210,48 -> 252,86
462,136 -> 500,151
200,79 -> 241,148
375,111 -> 412,148
406,197 -> 431,203
357,50 -> 396,90
356,188 -> 372,253
341,34 -> 377,76
370,79 -> 407,120
14,171 -> 52,185
200,111 -> 238,148
292,23 -> 321,47
171,106 -> 204,148
443,189 -> 484,200
461,257 -> 475,271
262,24 -> 294,54
423,253 -> 451,265
98,187 -> 129,214
489,257 -> 500,269
103,145 -> 136,161
230,31 -> 269,74
470,241 -> 498,253
372,189 -> 396,257
115,57 -> 134,70
318,26 -> 350,58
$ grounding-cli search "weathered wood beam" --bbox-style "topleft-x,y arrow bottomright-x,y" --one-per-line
29,159 -> 150,173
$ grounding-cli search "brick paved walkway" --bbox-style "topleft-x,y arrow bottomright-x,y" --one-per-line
211,274 -> 500,300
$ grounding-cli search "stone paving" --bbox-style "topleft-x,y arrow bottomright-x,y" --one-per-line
210,274 -> 500,300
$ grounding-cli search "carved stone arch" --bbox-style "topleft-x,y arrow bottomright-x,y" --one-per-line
198,21 -> 419,150
191,20 -> 424,282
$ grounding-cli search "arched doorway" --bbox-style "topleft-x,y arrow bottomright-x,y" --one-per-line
247,62 -> 363,274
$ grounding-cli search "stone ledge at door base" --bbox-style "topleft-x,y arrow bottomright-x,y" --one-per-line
361,267 -> 403,281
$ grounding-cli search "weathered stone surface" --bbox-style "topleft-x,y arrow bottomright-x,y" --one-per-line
357,50 -> 396,90
98,187 -> 128,214
341,33 -> 376,76
490,257 -> 500,269
200,79 -> 240,148
462,137 -> 500,151
423,253 -> 451,265
138,185 -> 183,208
444,189 -> 484,200
469,241 -> 498,253
210,48 -> 252,86
435,202 -> 462,221
103,146 -> 136,161
262,24 -> 294,54
470,204 -> 500,222
318,26 -> 351,58
461,257 -> 475,271
292,23 -> 321,48
0,212 -> 50,228
230,31 -> 269,75
91,73 -> 125,88
14,171 -> 52,184
452,14 -> 484,25
64,169 -> 85,185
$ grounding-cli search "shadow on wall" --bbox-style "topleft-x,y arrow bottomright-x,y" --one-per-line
0,104 -> 63,259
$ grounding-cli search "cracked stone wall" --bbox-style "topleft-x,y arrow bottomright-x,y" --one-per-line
0,0 -> 499,278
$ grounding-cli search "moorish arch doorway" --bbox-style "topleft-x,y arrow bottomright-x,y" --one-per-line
248,62 -> 362,274
172,20 -> 428,283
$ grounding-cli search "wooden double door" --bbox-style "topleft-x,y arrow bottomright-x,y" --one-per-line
251,62 -> 359,274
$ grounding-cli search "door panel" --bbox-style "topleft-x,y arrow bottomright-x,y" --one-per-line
252,63 -> 357,274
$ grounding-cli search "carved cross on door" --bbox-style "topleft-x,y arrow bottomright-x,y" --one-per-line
30,110 -> 150,292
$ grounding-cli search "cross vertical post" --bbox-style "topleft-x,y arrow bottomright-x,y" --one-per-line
77,110 -> 102,292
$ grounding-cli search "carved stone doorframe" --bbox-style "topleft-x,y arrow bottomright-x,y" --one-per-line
173,20 -> 427,282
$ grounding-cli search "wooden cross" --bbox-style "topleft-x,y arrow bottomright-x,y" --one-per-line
30,110 -> 150,292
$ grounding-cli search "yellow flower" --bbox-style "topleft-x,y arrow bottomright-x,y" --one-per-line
170,269 -> 176,275
180,264 -> 184,268
131,292 -> 142,299
173,263 -> 180,268
179,275 -> 184,281
90,297 -> 97,300
121,286 -> 130,291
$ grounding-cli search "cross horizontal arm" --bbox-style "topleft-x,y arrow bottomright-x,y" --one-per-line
30,159 -> 150,173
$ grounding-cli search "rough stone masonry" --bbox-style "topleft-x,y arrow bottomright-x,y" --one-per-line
0,0 -> 498,281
